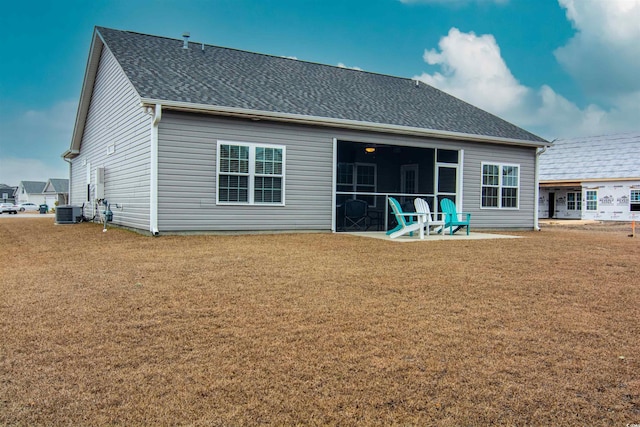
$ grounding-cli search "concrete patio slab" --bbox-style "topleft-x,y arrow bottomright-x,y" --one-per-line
344,231 -> 521,242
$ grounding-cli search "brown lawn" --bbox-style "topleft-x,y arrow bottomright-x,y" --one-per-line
1,218 -> 639,426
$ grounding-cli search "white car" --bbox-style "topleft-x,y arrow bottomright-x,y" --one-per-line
18,202 -> 39,212
0,203 -> 18,214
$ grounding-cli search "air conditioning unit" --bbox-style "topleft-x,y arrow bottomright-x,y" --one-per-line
56,205 -> 83,224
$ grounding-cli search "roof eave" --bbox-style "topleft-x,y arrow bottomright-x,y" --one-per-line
62,149 -> 80,159
141,98 -> 549,148
540,177 -> 640,185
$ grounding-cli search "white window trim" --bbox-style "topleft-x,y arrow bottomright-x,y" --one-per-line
567,191 -> 582,211
585,190 -> 598,211
216,140 -> 286,206
480,162 -> 520,210
355,162 -> 377,191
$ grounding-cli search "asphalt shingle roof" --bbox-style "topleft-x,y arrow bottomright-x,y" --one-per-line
539,132 -> 640,181
45,179 -> 69,193
96,27 -> 546,144
20,181 -> 46,194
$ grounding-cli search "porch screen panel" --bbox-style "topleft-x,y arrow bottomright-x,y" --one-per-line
356,164 -> 376,205
438,167 -> 457,193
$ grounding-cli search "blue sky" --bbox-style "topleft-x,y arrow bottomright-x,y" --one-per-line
1,0 -> 639,186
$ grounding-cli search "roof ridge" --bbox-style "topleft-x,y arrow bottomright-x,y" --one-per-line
96,26 -> 439,86
88,26 -> 547,144
557,131 -> 640,142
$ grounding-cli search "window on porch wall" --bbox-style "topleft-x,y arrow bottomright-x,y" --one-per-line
337,162 -> 377,206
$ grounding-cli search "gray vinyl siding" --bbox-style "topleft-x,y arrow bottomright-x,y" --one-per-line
69,47 -> 151,229
462,143 -> 536,229
157,111 -> 537,232
157,112 -> 333,231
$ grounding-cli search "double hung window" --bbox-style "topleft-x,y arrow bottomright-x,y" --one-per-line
567,192 -> 582,211
585,190 -> 598,211
481,163 -> 520,209
217,141 -> 285,205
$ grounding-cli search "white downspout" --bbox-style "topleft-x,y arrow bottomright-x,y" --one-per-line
150,104 -> 162,236
534,145 -> 549,231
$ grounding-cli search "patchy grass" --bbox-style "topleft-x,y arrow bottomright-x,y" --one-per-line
1,218 -> 639,426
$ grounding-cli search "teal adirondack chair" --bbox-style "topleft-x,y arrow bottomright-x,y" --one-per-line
386,197 -> 423,239
440,198 -> 471,235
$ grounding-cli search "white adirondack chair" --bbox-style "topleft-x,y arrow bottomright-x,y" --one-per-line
414,197 -> 445,236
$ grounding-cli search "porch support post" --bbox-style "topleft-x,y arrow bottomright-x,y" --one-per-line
331,138 -> 338,232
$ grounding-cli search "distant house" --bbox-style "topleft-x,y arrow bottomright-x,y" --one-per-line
63,27 -> 548,235
539,132 -> 640,221
43,178 -> 70,208
1,184 -> 17,204
14,181 -> 47,205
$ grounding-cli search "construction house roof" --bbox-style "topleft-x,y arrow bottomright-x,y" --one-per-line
539,132 -> 640,182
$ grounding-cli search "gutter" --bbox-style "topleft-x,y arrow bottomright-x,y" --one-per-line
62,149 -> 80,159
140,98 -> 550,149
149,104 -> 162,236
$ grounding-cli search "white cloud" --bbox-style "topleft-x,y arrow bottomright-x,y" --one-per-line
555,0 -> 640,100
415,28 -> 528,115
0,157 -> 68,187
337,63 -> 362,71
399,0 -> 508,4
0,100 -> 76,186
17,100 -> 77,143
413,26 -> 640,140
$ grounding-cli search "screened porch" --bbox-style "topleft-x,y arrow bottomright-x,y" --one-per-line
335,140 -> 461,232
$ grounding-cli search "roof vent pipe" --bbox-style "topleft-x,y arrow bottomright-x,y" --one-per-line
182,32 -> 190,49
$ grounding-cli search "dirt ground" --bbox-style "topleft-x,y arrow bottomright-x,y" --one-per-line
1,218 -> 639,426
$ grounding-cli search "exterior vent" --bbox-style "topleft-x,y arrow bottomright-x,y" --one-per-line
56,205 -> 83,224
182,32 -> 190,49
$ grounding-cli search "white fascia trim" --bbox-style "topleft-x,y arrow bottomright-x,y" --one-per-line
66,30 -> 104,159
140,98 -> 549,148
